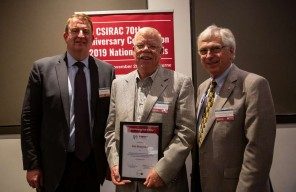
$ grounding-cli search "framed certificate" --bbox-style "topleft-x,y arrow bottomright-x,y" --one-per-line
119,122 -> 162,180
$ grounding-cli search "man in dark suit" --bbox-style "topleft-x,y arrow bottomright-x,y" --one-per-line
21,13 -> 115,192
191,25 -> 276,192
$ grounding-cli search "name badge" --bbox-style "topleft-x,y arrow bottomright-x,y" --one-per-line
215,109 -> 234,121
98,88 -> 110,98
152,101 -> 169,114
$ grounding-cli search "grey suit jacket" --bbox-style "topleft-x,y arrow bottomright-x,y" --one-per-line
21,53 -> 115,192
191,64 -> 276,192
105,66 -> 196,192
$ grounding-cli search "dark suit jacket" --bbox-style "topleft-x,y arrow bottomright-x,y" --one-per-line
191,65 -> 276,192
21,53 -> 115,192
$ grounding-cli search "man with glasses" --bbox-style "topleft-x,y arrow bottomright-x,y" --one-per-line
105,27 -> 195,192
21,13 -> 115,192
191,24 -> 276,192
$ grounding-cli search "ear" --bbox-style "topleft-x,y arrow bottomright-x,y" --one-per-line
132,51 -> 137,59
229,47 -> 234,54
63,32 -> 68,41
160,47 -> 164,54
132,46 -> 137,58
229,47 -> 235,61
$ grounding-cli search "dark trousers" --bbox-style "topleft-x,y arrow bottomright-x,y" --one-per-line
55,152 -> 100,192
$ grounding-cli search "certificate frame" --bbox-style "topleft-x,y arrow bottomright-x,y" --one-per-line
119,122 -> 162,181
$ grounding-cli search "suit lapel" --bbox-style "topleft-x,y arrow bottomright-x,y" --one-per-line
141,67 -> 169,122
196,80 -> 211,120
201,66 -> 238,145
123,71 -> 137,121
56,55 -> 70,128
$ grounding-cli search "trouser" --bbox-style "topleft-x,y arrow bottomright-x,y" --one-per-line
55,152 -> 100,192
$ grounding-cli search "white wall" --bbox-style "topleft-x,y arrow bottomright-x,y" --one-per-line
0,135 -> 32,192
270,124 -> 296,192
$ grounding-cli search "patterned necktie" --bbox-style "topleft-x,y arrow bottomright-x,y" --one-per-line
74,62 -> 91,161
135,77 -> 152,122
199,80 -> 217,146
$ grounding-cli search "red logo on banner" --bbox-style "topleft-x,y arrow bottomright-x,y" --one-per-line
88,12 -> 174,75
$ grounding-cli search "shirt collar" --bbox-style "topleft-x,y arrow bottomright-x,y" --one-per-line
67,52 -> 89,69
212,63 -> 233,88
136,66 -> 159,82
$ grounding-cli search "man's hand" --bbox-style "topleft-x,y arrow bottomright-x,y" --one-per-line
144,168 -> 164,188
110,165 -> 131,185
26,169 -> 43,189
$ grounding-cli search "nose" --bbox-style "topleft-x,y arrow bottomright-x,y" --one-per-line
78,29 -> 85,37
205,50 -> 214,58
142,44 -> 150,51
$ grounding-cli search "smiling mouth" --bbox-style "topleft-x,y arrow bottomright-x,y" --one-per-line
206,60 -> 220,65
75,39 -> 87,44
139,55 -> 152,60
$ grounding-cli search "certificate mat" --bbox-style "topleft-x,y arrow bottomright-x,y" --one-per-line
119,122 -> 162,180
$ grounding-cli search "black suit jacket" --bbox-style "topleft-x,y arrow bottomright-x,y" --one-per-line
21,53 -> 115,192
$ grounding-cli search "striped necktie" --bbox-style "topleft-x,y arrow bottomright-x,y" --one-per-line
199,80 -> 217,146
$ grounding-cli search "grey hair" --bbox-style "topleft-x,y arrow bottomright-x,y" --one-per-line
198,24 -> 236,56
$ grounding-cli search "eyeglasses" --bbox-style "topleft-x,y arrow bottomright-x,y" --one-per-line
135,43 -> 160,51
69,28 -> 91,36
198,46 -> 227,55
